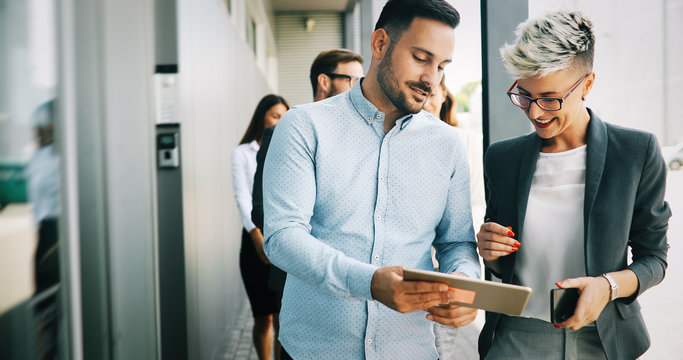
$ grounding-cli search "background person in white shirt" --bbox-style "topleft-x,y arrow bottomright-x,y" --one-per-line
476,10 -> 671,360
231,94 -> 289,360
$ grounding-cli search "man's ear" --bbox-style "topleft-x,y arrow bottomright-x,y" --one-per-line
317,73 -> 330,96
370,28 -> 391,60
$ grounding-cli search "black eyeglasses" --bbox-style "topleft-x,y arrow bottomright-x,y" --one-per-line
324,73 -> 360,87
507,73 -> 590,111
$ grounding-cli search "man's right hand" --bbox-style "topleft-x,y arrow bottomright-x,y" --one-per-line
370,266 -> 454,313
476,222 -> 520,261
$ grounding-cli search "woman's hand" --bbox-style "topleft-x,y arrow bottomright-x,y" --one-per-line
554,276 -> 610,330
250,228 -> 271,264
476,222 -> 519,261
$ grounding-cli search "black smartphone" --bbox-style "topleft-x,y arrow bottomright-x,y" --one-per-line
550,288 -> 579,324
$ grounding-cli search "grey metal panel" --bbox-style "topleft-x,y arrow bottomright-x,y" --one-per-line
156,124 -> 188,359
276,12 -> 343,105
481,0 -> 530,147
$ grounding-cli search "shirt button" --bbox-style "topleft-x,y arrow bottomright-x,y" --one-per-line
379,177 -> 384,182
374,255 -> 379,260
383,138 -> 387,142
367,338 -> 373,344
376,114 -> 381,118
376,215 -> 381,220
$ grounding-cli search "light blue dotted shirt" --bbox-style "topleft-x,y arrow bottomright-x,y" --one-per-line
263,81 -> 480,360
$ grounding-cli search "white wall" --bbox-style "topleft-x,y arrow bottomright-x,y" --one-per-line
276,12 -> 343,106
177,0 -> 273,358
528,0 -> 683,145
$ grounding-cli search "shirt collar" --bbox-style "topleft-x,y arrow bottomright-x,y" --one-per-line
349,79 -> 414,130
249,140 -> 259,151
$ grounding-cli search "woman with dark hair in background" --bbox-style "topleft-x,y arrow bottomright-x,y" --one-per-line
231,94 -> 289,360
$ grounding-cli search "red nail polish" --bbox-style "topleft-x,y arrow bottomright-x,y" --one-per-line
555,282 -> 563,287
507,226 -> 512,230
507,231 -> 515,237
514,241 -> 521,247
511,247 -> 518,252
506,251 -> 512,254
554,325 -> 561,328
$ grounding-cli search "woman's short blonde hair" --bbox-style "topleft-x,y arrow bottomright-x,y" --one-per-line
500,10 -> 595,78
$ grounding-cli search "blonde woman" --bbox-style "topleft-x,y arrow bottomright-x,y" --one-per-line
477,10 -> 671,359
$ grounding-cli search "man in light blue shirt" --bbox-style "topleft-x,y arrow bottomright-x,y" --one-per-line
263,0 -> 480,358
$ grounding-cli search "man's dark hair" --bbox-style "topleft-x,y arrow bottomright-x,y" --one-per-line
309,49 -> 364,97
374,0 -> 460,42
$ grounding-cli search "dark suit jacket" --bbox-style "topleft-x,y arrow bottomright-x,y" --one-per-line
252,125 -> 287,292
478,109 -> 671,360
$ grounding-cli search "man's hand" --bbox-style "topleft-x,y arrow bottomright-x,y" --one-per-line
426,304 -> 477,328
371,266 -> 454,313
426,271 -> 478,328
249,228 -> 270,264
554,276 -> 610,330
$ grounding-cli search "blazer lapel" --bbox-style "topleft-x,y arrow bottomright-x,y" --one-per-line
503,134 -> 540,283
584,109 -> 607,273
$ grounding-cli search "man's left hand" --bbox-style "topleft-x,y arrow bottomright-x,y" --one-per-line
425,272 -> 478,328
426,303 -> 477,328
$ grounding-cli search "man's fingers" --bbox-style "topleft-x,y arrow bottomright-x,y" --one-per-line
401,280 -> 449,294
427,306 -> 478,328
427,304 -> 475,318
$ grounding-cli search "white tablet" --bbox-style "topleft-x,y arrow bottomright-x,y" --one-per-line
402,268 -> 532,316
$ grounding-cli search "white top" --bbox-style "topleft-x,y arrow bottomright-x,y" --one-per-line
231,140 -> 259,232
515,145 -> 587,321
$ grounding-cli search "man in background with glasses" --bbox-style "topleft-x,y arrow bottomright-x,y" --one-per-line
309,49 -> 364,101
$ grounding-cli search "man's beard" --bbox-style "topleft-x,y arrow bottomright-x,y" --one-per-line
327,81 -> 341,98
376,44 -> 432,115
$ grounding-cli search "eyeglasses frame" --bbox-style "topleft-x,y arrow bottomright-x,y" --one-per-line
506,73 -> 590,111
324,72 -> 361,87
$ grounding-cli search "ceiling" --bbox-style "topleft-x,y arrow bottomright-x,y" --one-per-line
271,0 -> 357,12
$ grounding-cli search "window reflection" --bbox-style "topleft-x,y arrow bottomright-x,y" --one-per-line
0,0 -> 62,359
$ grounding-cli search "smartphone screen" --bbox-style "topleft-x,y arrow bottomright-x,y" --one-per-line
550,288 -> 579,324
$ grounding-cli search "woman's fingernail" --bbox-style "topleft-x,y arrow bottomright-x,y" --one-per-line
514,241 -> 521,247
507,231 -> 515,237
555,282 -> 563,287
507,226 -> 512,230
506,251 -> 512,254
554,324 -> 561,328
511,247 -> 518,252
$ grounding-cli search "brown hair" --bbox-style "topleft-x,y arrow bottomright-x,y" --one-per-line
309,49 -> 364,97
239,94 -> 289,144
437,77 -> 458,127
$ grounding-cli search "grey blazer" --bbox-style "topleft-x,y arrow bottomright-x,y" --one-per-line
478,109 -> 671,360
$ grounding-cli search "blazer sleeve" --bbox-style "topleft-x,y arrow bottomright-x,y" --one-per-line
624,133 -> 671,302
481,144 -> 505,278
